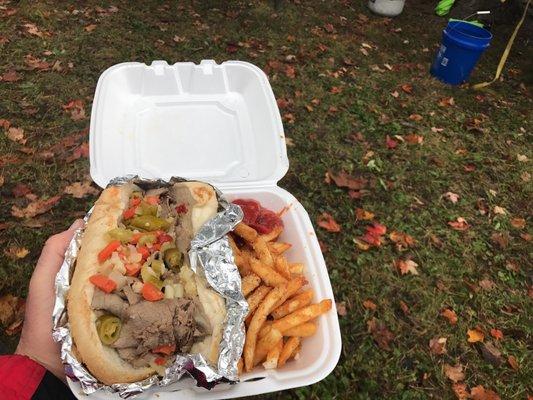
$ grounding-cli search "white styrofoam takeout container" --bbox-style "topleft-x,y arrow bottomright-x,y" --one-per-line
73,60 -> 341,399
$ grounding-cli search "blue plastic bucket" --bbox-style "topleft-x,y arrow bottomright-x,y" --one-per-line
430,20 -> 492,85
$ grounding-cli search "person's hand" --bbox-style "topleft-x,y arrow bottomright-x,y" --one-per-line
16,219 -> 84,381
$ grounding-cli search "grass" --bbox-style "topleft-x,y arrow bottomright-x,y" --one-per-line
0,1 -> 531,399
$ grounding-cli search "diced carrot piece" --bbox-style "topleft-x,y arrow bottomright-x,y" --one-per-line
145,196 -> 159,205
154,357 -> 166,366
151,242 -> 161,252
122,206 -> 137,220
98,240 -> 121,263
142,283 -> 164,301
89,274 -> 116,293
152,344 -> 176,355
130,197 -> 141,207
125,263 -> 141,277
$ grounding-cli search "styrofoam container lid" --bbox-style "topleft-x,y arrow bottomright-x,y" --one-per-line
90,60 -> 289,189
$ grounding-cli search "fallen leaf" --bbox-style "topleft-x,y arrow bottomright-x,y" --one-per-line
1,70 -> 21,82
520,233 -> 531,241
84,24 -> 97,32
355,208 -> 374,221
481,341 -> 503,366
385,135 -> 398,149
0,119 -> 10,129
490,329 -> 503,340
323,23 -> 335,33
400,84 -> 413,94
510,218 -> 525,229
491,232 -> 509,249
521,171 -> 531,182
467,328 -> 484,343
493,206 -> 506,215
0,295 -> 25,329
0,176 -> 4,187
62,99 -> 86,120
452,383 -> 469,400
391,90 -> 399,98
173,35 -> 186,43
22,23 -> 49,38
479,279 -> 495,290
317,212 -> 341,232
367,317 -> 394,351
6,127 -> 26,144
441,308 -> 458,325
64,181 -> 99,198
285,65 -> 296,79
507,355 -> 519,370
11,195 -> 61,219
362,299 -> 377,310
470,385 -> 500,400
443,192 -> 460,204
24,54 -> 52,71
3,246 -> 29,259
516,154 -> 528,162
354,238 -> 370,251
336,301 -> 347,316
395,259 -> 419,275
405,133 -> 423,144
12,183 -> 31,197
328,170 -> 367,190
448,217 -> 469,231
399,300 -> 409,315
285,137 -> 294,147
464,164 -> 476,172
429,337 -> 447,355
360,47 -> 369,56
330,86 -> 342,94
431,126 -> 444,133
408,113 -> 423,121
66,142 -> 90,162
389,231 -> 416,250
444,364 -> 465,383
438,97 -> 455,107
362,223 -> 387,247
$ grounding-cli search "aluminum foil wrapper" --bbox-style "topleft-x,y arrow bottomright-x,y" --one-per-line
52,176 -> 247,398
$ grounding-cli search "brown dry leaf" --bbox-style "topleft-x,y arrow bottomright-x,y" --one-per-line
1,70 -> 21,82
467,328 -> 484,343
479,279 -> 495,290
510,218 -> 525,229
507,355 -> 519,371
443,192 -> 460,204
408,113 -> 423,121
285,65 -> 296,79
24,54 -> 52,71
481,341 -> 503,367
391,90 -> 399,98
11,195 -> 61,219
493,206 -> 506,215
356,208 -> 374,221
401,84 -> 413,94
438,97 -> 455,107
362,299 -> 377,311
62,99 -> 86,121
389,231 -> 416,250
470,385 -> 500,400
429,337 -> 447,355
444,364 -> 465,383
452,383 -> 469,400
520,233 -> 531,242
448,217 -> 469,231
84,24 -> 97,32
354,238 -> 370,251
491,232 -> 509,249
4,246 -> 29,260
66,142 -> 90,163
516,154 -> 528,162
405,133 -> 424,144
521,171 -> 530,182
317,212 -> 341,232
328,170 -> 367,190
6,127 -> 26,144
336,301 -> 347,316
64,181 -> 99,198
441,308 -> 458,325
0,295 -> 25,330
0,119 -> 10,129
395,259 -> 419,275
367,317 -> 394,351
22,23 -> 49,38
12,183 -> 31,197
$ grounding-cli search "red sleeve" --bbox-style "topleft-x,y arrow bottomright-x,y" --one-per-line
0,354 -> 46,400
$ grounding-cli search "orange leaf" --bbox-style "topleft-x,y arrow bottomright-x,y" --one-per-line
3,246 -> 29,260
507,355 -> 519,371
389,231 -> 416,250
490,328 -> 503,340
317,212 -> 341,232
448,217 -> 469,231
429,337 -> 447,355
441,308 -> 458,325
467,328 -> 484,343
405,133 -> 424,144
452,383 -> 469,400
356,208 -> 375,221
408,113 -> 423,121
470,385 -> 500,400
362,299 -> 377,310
395,259 -> 419,275
510,218 -> 525,229
401,83 -> 413,94
11,195 -> 61,219
438,96 -> 455,107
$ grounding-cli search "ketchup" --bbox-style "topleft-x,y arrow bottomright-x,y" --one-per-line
232,199 -> 283,234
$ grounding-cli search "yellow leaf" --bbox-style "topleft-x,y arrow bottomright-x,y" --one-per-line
467,328 -> 484,343
355,208 -> 375,221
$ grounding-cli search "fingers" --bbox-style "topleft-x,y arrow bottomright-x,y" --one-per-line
35,219 -> 84,275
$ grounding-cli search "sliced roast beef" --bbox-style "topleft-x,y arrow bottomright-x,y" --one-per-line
169,185 -> 195,252
122,284 -> 141,305
92,289 -> 128,319
110,298 -> 196,363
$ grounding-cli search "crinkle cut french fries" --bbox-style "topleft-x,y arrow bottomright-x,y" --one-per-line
231,221 -> 332,373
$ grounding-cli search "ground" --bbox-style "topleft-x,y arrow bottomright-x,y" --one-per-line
0,1 -> 531,399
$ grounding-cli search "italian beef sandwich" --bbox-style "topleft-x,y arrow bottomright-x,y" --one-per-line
68,180 -> 226,385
